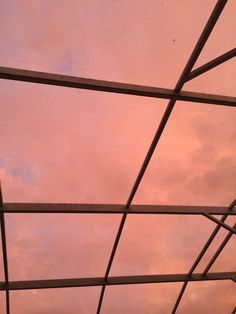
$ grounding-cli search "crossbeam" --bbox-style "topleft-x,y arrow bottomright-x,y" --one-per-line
0,66 -> 235,107
0,272 -> 235,291
202,222 -> 236,275
185,48 -> 236,81
203,213 -> 236,235
3,203 -> 236,215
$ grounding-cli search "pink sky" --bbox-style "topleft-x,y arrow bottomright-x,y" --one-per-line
0,0 -> 236,313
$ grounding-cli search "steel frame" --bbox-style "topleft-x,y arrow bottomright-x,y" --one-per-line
0,272 -> 235,291
0,66 -> 236,107
2,203 -> 236,215
0,0 -> 235,313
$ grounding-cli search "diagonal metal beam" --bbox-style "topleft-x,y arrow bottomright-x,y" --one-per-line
172,198 -> 236,314
0,272 -> 235,291
202,222 -> 236,275
231,307 -> 236,314
203,213 -> 236,234
97,1 -> 229,313
0,66 -> 236,107
0,184 -> 10,314
185,48 -> 236,81
3,203 -> 236,215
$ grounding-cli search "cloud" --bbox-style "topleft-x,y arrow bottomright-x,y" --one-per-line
0,0 -> 235,313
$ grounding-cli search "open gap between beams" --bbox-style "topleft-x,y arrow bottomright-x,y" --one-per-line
110,215 -> 217,276
133,101 -> 236,206
0,80 -> 167,204
177,280 -> 236,314
10,287 -> 100,314
5,213 -> 121,281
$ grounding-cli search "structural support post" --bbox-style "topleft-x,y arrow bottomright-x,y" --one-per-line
0,184 -> 10,314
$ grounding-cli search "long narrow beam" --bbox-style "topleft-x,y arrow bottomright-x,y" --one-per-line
202,222 -> 236,275
0,272 -> 235,291
203,213 -> 236,234
171,198 -> 236,314
3,203 -> 236,215
98,1 -> 230,313
0,66 -> 236,107
185,48 -> 236,81
0,185 -> 10,314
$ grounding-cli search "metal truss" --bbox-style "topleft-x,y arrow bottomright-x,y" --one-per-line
0,66 -> 236,107
0,0 -> 235,313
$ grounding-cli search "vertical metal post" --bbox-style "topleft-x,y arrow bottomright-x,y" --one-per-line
0,183 -> 10,314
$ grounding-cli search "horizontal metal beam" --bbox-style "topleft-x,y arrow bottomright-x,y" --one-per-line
0,66 -> 235,107
3,203 -> 236,215
0,272 -> 235,291
185,48 -> 236,81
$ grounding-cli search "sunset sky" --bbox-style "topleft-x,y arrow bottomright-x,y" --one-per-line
0,0 -> 236,313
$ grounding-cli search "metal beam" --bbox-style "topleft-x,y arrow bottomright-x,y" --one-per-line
185,48 -> 236,81
97,1 -> 230,313
0,66 -> 235,107
231,307 -> 236,314
3,203 -> 236,215
0,184 -> 10,314
171,198 -> 236,314
202,222 -> 236,275
0,272 -> 235,291
203,213 -> 236,235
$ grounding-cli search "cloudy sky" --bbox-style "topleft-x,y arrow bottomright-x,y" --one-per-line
0,0 -> 235,313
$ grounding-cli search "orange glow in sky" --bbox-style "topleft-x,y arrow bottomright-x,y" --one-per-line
0,0 -> 236,313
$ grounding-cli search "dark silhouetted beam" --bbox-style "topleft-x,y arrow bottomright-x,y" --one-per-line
202,222 -> 236,275
185,48 -> 236,81
0,184 -> 10,314
98,1 -> 230,313
203,213 -> 236,234
3,203 -> 236,215
0,66 -> 235,107
0,272 -> 235,291
171,198 -> 236,314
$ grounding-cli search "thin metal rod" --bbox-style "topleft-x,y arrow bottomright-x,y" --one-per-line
0,183 -> 10,314
6,290 -> 10,314
185,48 -> 236,81
97,1 -> 229,313
202,222 -> 236,275
171,198 -> 236,314
0,272 -> 235,291
3,203 -> 235,215
203,213 -> 236,234
0,66 -> 235,107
